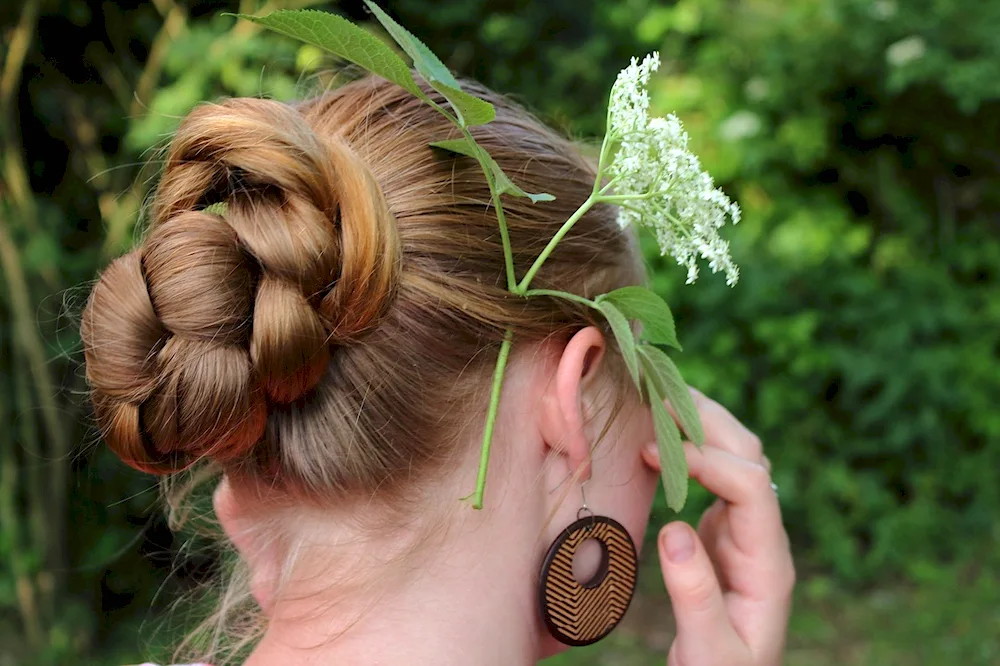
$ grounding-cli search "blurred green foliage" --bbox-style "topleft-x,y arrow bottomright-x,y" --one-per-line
641,0 -> 1000,584
1,0 -> 999,664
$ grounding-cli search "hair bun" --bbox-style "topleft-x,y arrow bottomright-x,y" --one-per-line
81,98 -> 401,473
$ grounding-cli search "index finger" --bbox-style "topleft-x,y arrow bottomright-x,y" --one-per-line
684,442 -> 787,560
688,388 -> 764,462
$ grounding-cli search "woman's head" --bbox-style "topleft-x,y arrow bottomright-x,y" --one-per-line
81,75 -> 661,659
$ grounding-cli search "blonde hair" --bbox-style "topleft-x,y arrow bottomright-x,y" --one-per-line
81,75 -> 643,660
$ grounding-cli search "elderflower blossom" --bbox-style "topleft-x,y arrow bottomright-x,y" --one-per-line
605,53 -> 741,286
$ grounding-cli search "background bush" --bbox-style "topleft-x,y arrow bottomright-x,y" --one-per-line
2,0 -> 998,663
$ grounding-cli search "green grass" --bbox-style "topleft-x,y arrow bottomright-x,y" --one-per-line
544,555 -> 1000,666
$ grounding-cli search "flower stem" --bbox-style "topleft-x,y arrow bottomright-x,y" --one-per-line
471,328 -> 515,509
524,288 -> 599,309
597,191 -> 659,203
599,174 -> 623,196
516,195 -> 599,292
593,127 -> 616,195
515,125 -> 625,293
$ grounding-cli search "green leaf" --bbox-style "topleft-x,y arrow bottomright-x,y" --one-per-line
235,10 -> 422,97
430,138 -> 555,203
203,201 -> 228,215
597,286 -> 681,349
647,376 -> 689,512
638,344 -> 705,445
362,0 -> 461,89
427,80 -> 497,127
360,2 -> 496,126
595,300 -> 641,392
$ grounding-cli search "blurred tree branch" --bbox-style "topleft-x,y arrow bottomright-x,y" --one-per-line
131,0 -> 187,120
0,0 -> 71,646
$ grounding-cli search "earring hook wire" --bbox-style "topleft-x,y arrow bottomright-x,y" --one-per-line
577,478 -> 595,525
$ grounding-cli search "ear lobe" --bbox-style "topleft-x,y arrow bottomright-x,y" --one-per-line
539,326 -> 607,482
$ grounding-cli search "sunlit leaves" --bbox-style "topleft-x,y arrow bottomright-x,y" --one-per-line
235,10 -> 423,96
362,0 -> 495,126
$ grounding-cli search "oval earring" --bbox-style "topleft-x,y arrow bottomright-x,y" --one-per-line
537,498 -> 638,646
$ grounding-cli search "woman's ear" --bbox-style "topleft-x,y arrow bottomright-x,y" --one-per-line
539,326 -> 607,481
214,477 -> 278,613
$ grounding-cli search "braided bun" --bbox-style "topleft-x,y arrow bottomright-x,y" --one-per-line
81,98 -> 400,474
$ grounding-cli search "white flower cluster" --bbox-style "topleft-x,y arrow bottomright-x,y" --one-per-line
606,53 -> 741,286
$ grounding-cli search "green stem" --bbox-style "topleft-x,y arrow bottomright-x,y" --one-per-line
468,122 -> 627,505
515,124 -> 625,293
599,174 -> 622,196
594,133 -> 614,191
421,96 -> 518,292
471,329 -> 514,509
516,195 -> 599,292
523,288 -> 598,309
420,96 -> 520,508
473,141 -> 518,291
597,191 -> 659,203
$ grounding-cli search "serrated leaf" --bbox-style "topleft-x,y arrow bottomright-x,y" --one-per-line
235,10 -> 422,97
430,138 -> 555,203
203,202 -> 228,215
596,300 -> 641,392
429,137 -> 479,157
363,0 -> 460,89
638,344 -> 705,445
427,80 -> 497,127
597,286 -> 680,350
647,377 -> 689,511
360,2 -> 497,126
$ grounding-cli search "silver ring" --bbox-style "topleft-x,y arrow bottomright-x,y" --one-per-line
770,481 -> 779,496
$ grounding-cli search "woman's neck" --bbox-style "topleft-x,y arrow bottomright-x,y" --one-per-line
244,500 -> 546,666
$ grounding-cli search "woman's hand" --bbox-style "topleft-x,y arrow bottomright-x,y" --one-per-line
654,389 -> 794,666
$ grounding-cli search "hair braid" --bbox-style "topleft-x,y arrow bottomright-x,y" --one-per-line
81,98 -> 400,473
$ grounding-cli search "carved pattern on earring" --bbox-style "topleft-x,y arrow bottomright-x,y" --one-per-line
538,485 -> 638,646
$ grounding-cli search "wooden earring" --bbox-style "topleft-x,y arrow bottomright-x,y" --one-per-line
538,514 -> 638,646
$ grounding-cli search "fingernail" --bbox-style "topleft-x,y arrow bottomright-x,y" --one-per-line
663,523 -> 694,563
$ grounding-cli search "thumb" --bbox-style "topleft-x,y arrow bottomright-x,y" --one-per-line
659,522 -> 743,665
